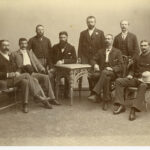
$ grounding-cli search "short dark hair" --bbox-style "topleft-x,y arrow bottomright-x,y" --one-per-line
36,24 -> 44,30
59,31 -> 68,37
140,40 -> 150,45
86,16 -> 96,22
19,38 -> 28,45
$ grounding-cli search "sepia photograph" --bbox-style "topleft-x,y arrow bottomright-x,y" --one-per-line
0,0 -> 150,147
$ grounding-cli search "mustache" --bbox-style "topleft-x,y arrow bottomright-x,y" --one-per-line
3,48 -> 9,51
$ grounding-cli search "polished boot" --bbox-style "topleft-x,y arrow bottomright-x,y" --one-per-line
113,105 -> 126,114
49,99 -> 61,105
88,94 -> 98,102
35,95 -> 51,102
129,107 -> 136,121
42,100 -> 53,109
23,103 -> 29,113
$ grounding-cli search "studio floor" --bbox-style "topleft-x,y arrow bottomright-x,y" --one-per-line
0,91 -> 150,146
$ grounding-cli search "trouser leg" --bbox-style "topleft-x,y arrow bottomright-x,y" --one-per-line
15,78 -> 29,104
93,70 -> 114,95
114,78 -> 139,106
48,71 -> 56,93
132,83 -> 148,112
32,73 -> 55,99
103,76 -> 112,101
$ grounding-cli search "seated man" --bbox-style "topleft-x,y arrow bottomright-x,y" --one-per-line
88,34 -> 123,111
113,40 -> 150,121
50,31 -> 77,98
11,38 -> 60,106
0,40 -> 52,113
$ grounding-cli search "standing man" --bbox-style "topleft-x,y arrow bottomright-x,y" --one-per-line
88,34 -> 123,111
113,20 -> 140,75
50,31 -> 77,98
28,24 -> 53,69
78,16 -> 105,95
113,40 -> 150,121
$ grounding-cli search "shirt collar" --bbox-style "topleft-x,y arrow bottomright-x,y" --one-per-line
20,49 -> 28,54
106,47 -> 112,52
0,51 -> 10,60
88,27 -> 95,31
121,31 -> 128,35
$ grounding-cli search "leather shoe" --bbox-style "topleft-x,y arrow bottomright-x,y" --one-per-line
49,99 -> 61,105
102,101 -> 108,111
42,100 -> 53,109
129,107 -> 136,121
88,94 -> 98,103
113,105 -> 126,114
23,104 -> 29,113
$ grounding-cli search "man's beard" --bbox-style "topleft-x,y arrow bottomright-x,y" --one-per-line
37,33 -> 44,37
59,41 -> 67,48
88,25 -> 95,30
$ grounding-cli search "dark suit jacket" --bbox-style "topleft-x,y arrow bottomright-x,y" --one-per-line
78,28 -> 105,62
0,53 -> 17,88
113,32 -> 139,58
52,43 -> 77,65
0,53 -> 17,80
11,49 -> 45,73
129,52 -> 150,78
90,47 -> 123,76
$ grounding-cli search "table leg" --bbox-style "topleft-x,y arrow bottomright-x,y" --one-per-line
69,70 -> 74,106
55,76 -> 60,103
78,77 -> 82,97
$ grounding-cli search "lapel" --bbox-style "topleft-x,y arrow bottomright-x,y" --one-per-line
62,43 -> 69,54
126,32 -> 131,49
91,28 -> 98,40
118,33 -> 123,42
26,50 -> 34,67
16,49 -> 32,67
86,28 -> 98,42
86,29 -> 91,42
0,53 -> 10,62
108,48 -> 115,62
0,52 -> 11,63
16,50 -> 24,66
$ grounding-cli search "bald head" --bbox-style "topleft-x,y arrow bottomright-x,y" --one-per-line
120,20 -> 129,32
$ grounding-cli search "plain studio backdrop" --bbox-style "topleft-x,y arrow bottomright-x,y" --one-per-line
0,0 -> 150,52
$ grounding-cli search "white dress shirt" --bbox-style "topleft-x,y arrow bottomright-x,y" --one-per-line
0,51 -> 9,61
88,27 -> 95,36
20,49 -> 31,65
105,48 -> 112,62
121,31 -> 128,40
61,48 -> 65,53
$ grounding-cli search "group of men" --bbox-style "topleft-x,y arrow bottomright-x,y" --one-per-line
0,15 -> 150,121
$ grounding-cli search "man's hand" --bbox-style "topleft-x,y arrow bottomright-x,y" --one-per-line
56,60 -> 64,65
15,72 -> 21,77
49,68 -> 55,73
106,67 -> 113,71
127,74 -> 133,80
41,68 -> 46,74
94,64 -> 100,72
